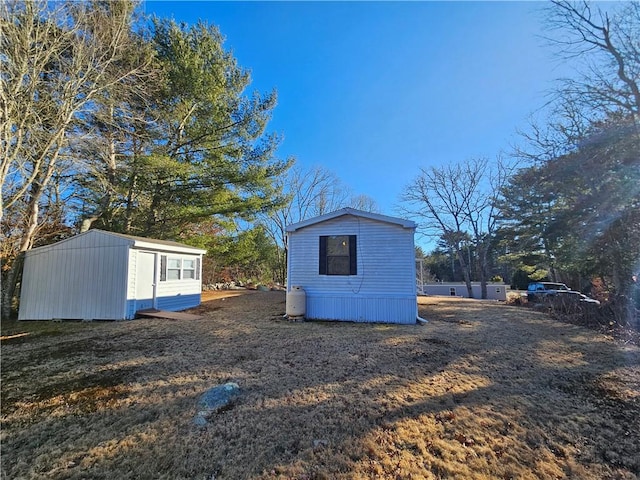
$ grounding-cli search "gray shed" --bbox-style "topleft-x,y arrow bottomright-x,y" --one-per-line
18,230 -> 206,320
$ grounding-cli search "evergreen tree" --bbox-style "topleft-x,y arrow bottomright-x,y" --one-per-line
95,18 -> 292,238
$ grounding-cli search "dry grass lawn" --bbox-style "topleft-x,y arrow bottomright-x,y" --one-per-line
1,291 -> 639,479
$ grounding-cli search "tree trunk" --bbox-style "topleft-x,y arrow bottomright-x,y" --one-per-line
1,252 -> 24,320
80,215 -> 99,233
478,242 -> 490,299
124,167 -> 139,234
479,261 -> 488,299
2,190 -> 41,319
279,247 -> 287,286
456,247 -> 473,298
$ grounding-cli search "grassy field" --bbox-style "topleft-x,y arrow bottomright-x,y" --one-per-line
1,291 -> 639,479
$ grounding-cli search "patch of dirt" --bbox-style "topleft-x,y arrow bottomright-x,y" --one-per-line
1,292 -> 638,479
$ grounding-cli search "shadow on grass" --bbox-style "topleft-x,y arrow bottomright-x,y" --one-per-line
1,292 -> 638,479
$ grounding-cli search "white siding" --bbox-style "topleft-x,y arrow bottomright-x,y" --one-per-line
127,249 -> 202,315
422,283 -> 508,300
155,253 -> 202,298
19,230 -> 205,321
287,215 -> 417,324
19,232 -> 130,320
126,248 -> 138,304
127,250 -> 155,311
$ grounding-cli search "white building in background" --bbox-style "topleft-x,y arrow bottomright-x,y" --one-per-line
421,282 -> 508,301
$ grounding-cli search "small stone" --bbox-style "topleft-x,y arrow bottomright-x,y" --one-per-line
194,383 -> 241,425
193,415 -> 208,427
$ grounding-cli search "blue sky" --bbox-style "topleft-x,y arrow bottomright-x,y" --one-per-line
144,1 -> 565,223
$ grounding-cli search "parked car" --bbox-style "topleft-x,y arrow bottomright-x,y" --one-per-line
527,282 -> 600,305
527,282 -> 570,302
577,293 -> 601,305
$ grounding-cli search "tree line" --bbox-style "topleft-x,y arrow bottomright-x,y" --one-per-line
1,0 -> 284,318
0,0 -> 379,318
404,1 -> 639,325
2,1 -> 638,324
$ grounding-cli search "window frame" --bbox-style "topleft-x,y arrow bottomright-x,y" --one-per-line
167,257 -> 182,281
159,255 -> 201,282
319,235 -> 357,276
182,258 -> 196,279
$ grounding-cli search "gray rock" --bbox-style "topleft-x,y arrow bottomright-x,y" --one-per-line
194,382 -> 241,426
193,415 -> 208,427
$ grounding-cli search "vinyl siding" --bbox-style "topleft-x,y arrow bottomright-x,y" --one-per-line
124,293 -> 201,318
306,294 -> 416,324
155,278 -> 202,298
287,215 -> 417,324
156,293 -> 201,311
126,248 -> 138,306
125,250 -> 202,318
18,232 -> 129,320
154,254 -> 202,313
19,230 -> 204,321
154,254 -> 202,297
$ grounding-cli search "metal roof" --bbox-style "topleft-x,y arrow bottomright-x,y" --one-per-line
285,207 -> 416,232
28,229 -> 207,255
98,230 -> 207,253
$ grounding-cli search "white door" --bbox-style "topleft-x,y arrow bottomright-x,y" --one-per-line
135,252 -> 156,310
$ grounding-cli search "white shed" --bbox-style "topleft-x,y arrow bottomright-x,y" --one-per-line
18,230 -> 206,321
286,208 -> 418,324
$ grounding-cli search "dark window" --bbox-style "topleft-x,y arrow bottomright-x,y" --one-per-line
319,235 -> 357,275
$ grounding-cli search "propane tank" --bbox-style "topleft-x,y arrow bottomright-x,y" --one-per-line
286,286 -> 306,318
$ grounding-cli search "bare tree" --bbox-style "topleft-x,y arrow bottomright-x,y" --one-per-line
349,193 -> 380,213
545,1 -> 640,120
400,158 -> 507,298
465,157 -> 513,298
400,161 -> 476,297
0,0 -> 153,319
515,1 -> 640,165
